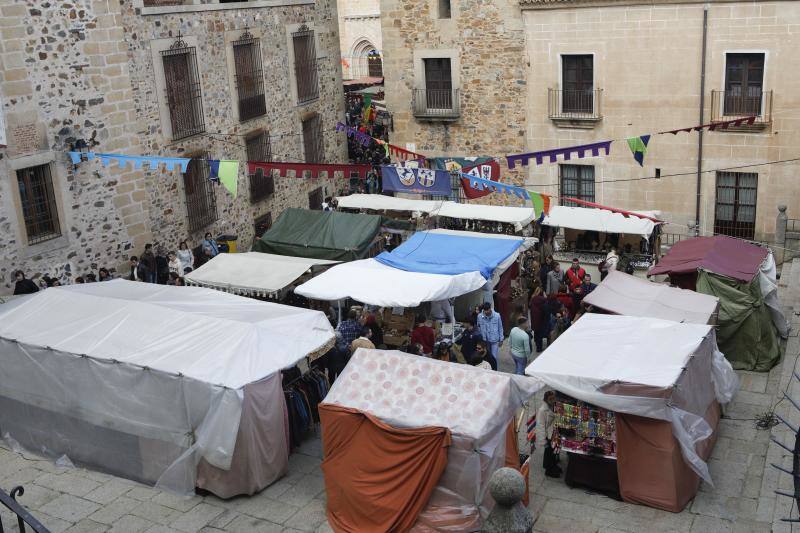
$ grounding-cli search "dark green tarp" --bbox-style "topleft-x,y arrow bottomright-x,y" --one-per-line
696,270 -> 780,372
252,208 -> 383,261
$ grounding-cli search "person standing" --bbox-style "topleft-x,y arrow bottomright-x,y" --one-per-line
538,391 -> 562,478
601,248 -> 619,281
528,287 -> 549,353
128,256 -> 149,282
509,316 -> 533,375
177,241 -> 194,272
457,321 -> 482,362
167,252 -> 182,275
12,271 -> 39,295
98,268 -> 112,282
579,274 -> 597,295
140,244 -> 157,283
546,262 -> 564,296
332,309 -> 361,381
410,315 -> 435,356
350,326 -> 376,353
564,258 -> 586,293
476,302 -> 503,371
202,232 -> 219,260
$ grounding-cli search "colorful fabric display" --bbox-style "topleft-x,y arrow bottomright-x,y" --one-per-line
209,160 -> 239,198
527,190 -> 552,218
381,166 -> 452,196
660,116 -> 756,135
626,135 -> 650,167
69,152 -> 190,172
247,161 -> 373,179
506,141 -> 612,169
336,122 -> 372,147
458,160 -> 501,200
460,173 -> 528,199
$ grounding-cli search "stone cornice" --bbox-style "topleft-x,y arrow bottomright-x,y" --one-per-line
343,13 -> 381,20
520,0 -> 792,10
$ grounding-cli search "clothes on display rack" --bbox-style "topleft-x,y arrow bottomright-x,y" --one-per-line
283,368 -> 331,451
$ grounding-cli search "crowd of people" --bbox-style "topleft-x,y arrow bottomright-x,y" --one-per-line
11,232 -> 227,294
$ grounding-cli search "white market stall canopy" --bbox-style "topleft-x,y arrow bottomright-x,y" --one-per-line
0,281 -> 334,388
583,270 -> 719,324
336,194 -> 537,229
542,205 -> 661,237
184,252 -> 339,296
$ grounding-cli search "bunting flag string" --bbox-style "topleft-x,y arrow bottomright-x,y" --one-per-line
527,191 -> 552,220
335,122 -> 372,147
209,160 -> 239,198
506,140 -> 612,169
247,161 -> 373,179
460,173 -> 529,200
69,152 -> 190,173
658,116 -> 756,135
626,135 -> 650,167
460,160 -> 501,200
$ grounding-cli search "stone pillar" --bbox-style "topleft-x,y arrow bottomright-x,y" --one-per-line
776,205 -> 787,265
482,467 -> 534,533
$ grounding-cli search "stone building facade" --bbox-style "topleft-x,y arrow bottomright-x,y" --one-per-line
518,0 -> 799,242
379,0 -> 530,199
0,0 -> 347,294
338,0 -> 383,80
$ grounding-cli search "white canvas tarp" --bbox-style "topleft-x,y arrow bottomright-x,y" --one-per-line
583,270 -> 719,324
294,258 -> 487,307
184,252 -> 338,296
525,313 -> 738,484
0,281 -> 335,494
542,205 -> 659,237
336,194 -> 537,229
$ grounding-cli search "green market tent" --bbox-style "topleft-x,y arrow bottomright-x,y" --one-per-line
649,236 -> 785,372
253,208 -> 383,261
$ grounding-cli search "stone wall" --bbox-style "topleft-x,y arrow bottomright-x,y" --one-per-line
522,1 -> 800,242
380,0 -> 529,202
0,0 -> 152,293
121,0 -> 348,254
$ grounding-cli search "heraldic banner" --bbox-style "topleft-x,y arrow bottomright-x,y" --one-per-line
380,166 -> 452,196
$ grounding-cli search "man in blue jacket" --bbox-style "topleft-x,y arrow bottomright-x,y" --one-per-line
476,302 -> 503,370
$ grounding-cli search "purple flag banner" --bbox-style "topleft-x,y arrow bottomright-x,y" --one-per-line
506,140 -> 613,169
381,166 -> 452,196
336,122 -> 372,147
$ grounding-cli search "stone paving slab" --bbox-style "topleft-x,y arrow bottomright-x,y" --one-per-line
2,259 -> 798,532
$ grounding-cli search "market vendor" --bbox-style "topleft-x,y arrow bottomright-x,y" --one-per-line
538,391 -> 562,478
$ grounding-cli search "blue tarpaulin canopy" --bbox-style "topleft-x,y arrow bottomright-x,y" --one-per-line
374,231 -> 524,279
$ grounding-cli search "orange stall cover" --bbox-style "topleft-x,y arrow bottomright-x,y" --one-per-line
319,403 -> 452,532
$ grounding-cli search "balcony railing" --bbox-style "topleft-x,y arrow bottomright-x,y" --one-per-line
1,486 -> 49,532
412,88 -> 461,121
711,89 -> 772,128
548,88 -> 603,126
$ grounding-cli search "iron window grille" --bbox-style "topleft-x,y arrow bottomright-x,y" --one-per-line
17,164 -> 61,245
253,212 -> 273,239
559,164 -> 595,206
367,50 -> 383,78
302,114 -> 325,163
184,155 -> 218,232
232,31 -> 267,121
309,187 -> 323,210
292,27 -> 319,104
714,171 -> 757,240
161,36 -> 205,140
247,131 -> 274,203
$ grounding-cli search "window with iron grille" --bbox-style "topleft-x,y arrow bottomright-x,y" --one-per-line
309,187 -> 323,210
184,156 -> 218,231
253,212 -> 273,240
423,58 -> 453,109
162,40 -> 205,140
233,33 -> 267,121
302,114 -> 324,163
16,164 -> 61,245
559,164 -> 595,206
367,50 -> 383,78
292,27 -> 319,104
247,131 -> 274,203
714,171 -> 757,240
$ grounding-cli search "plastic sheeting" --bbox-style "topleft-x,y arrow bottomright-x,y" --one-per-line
541,206 -> 658,237
525,314 -> 738,484
294,259 -> 488,307
335,194 -> 537,229
375,231 -> 524,279
583,270 -> 719,324
184,252 -> 338,295
758,251 -> 790,338
649,235 -> 768,282
0,282 -> 335,494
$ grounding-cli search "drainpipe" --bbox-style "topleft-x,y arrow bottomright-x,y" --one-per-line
695,5 -> 709,237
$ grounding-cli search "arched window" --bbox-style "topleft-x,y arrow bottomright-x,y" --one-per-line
351,40 -> 381,79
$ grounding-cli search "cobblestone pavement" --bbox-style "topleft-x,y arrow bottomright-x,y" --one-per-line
1,259 -> 798,533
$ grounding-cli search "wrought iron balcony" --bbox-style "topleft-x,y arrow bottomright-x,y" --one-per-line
548,88 -> 603,127
711,89 -> 772,129
412,89 -> 461,121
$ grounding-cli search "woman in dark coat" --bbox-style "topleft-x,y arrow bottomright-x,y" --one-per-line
13,270 -> 39,295
528,287 -> 548,353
